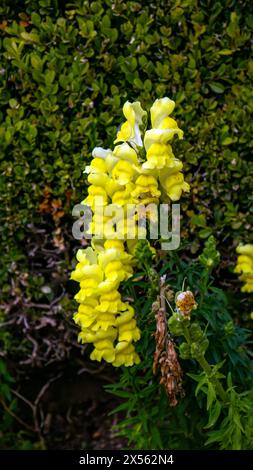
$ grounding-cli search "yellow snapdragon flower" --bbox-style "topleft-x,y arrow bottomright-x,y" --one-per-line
235,244 -> 253,292
96,290 -> 123,313
111,183 -> 135,206
113,342 -> 141,367
159,169 -> 190,201
142,143 -> 174,170
150,97 -> 175,127
91,147 -> 118,172
144,98 -> 183,152
116,305 -> 141,343
132,175 -> 161,202
112,160 -> 137,185
74,298 -> 99,329
82,327 -> 117,363
113,142 -> 139,165
114,101 -> 147,147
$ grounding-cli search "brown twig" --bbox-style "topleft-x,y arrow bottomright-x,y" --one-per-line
34,373 -> 63,408
0,396 -> 34,432
11,389 -> 35,411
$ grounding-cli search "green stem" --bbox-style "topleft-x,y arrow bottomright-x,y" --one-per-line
196,354 -> 228,404
181,323 -> 228,404
182,323 -> 191,344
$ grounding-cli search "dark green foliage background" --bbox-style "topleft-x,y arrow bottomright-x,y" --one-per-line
0,0 -> 252,450
1,0 -> 253,262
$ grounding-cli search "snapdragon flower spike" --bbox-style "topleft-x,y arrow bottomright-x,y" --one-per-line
235,244 -> 253,292
71,97 -> 190,367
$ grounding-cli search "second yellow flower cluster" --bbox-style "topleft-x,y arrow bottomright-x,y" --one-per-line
234,244 -> 253,293
71,240 -> 141,366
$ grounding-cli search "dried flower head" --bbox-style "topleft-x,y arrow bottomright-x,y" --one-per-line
159,340 -> 184,407
176,291 -> 197,319
153,279 -> 184,406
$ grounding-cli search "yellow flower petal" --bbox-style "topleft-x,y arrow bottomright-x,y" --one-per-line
114,101 -> 147,146
236,244 -> 253,257
113,142 -> 139,165
150,97 -> 175,128
160,172 -> 190,201
112,160 -> 136,185
144,128 -> 183,151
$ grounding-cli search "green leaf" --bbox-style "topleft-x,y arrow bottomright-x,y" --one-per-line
133,78 -> 144,89
209,82 -> 225,93
246,15 -> 253,29
9,98 -> 19,109
31,54 -> 42,69
0,383 -> 12,401
233,412 -> 244,432
191,214 -> 206,227
30,12 -> 41,26
45,70 -> 55,85
199,228 -> 213,239
207,382 -> 216,410
218,49 -> 233,55
150,426 -> 163,449
204,400 -> 222,429
20,32 -> 40,43
205,429 -> 224,446
221,136 -> 234,145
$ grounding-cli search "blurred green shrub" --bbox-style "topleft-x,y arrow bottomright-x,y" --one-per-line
0,0 -> 252,267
